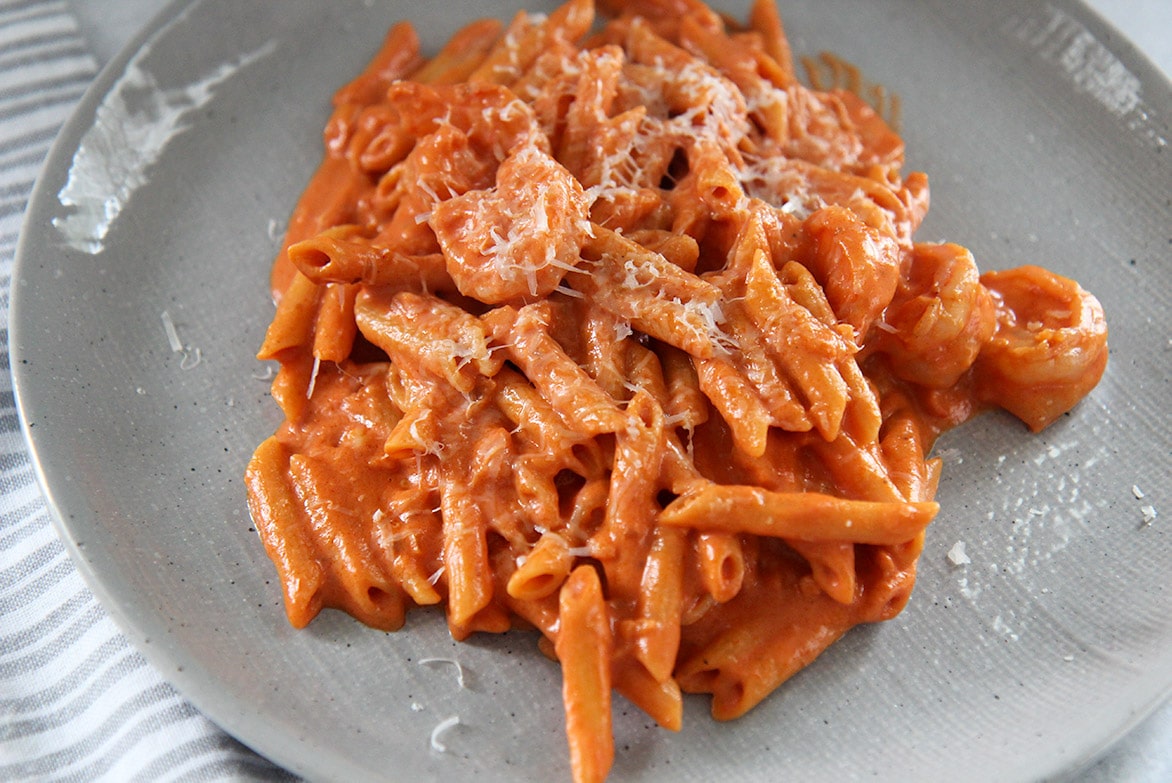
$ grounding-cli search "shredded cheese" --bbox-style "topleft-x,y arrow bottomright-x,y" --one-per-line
161,310 -> 182,352
946,541 -> 971,566
179,347 -> 202,371
305,356 -> 321,399
418,657 -> 467,689
429,715 -> 461,753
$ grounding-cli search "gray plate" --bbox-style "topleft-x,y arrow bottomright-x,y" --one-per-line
11,1 -> 1172,781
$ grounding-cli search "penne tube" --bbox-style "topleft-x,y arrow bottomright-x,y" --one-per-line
785,538 -> 856,605
287,453 -> 406,631
410,18 -> 505,86
244,438 -> 327,628
356,288 -> 499,392
504,304 -> 627,435
695,531 -> 745,604
289,226 -> 452,291
612,655 -> 684,731
593,393 -> 665,567
377,488 -> 444,607
332,21 -> 424,107
743,248 -> 851,440
660,483 -> 938,545
470,2 -> 586,87
623,229 -> 700,273
693,356 -> 772,457
436,430 -> 515,634
808,432 -> 904,502
660,345 -> 709,432
748,0 -> 796,85
439,491 -> 493,633
632,526 -> 687,682
508,532 -> 574,601
269,156 -> 372,298
311,282 -> 358,364
623,341 -> 670,408
257,271 -> 321,362
578,305 -> 628,400
676,565 -> 856,720
556,565 -> 614,783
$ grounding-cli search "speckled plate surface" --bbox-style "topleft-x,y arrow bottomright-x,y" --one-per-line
11,1 -> 1172,781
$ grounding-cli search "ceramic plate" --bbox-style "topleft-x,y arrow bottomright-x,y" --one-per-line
11,1 -> 1172,780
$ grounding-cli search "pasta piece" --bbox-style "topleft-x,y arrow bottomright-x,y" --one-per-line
245,438 -> 327,628
355,288 -> 499,392
332,21 -> 424,107
747,0 -> 796,85
499,303 -> 627,435
438,433 -> 501,636
508,532 -> 574,601
575,227 -> 730,359
288,224 -> 452,291
742,244 -> 853,439
556,565 -> 614,783
410,18 -> 504,86
694,531 -> 745,604
631,525 -> 687,682
287,453 -> 407,630
660,483 -> 938,545
675,549 -> 857,720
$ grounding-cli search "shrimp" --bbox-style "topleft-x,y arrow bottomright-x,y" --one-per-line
876,242 -> 995,389
974,265 -> 1108,431
800,204 -> 901,341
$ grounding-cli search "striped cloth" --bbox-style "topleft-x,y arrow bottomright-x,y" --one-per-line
0,2 -> 292,780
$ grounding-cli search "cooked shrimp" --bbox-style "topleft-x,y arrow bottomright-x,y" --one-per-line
974,265 -> 1108,431
876,242 -> 995,389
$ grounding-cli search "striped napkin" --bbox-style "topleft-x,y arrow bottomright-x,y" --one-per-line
0,3 -> 291,780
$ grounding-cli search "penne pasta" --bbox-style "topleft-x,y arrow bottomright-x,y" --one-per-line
244,2 -> 1108,780
660,482 -> 938,544
557,565 -> 614,783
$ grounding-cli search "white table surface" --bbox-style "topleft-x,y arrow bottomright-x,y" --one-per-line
43,0 -> 1172,780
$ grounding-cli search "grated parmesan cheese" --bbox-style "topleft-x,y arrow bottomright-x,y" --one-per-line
160,311 -> 182,352
946,541 -> 971,566
418,657 -> 467,689
179,347 -> 202,371
429,715 -> 461,753
162,310 -> 202,370
305,356 -> 321,399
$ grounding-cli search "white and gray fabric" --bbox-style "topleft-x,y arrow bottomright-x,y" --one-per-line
0,2 -> 1167,782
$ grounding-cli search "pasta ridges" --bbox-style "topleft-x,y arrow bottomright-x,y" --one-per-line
659,483 -> 938,545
